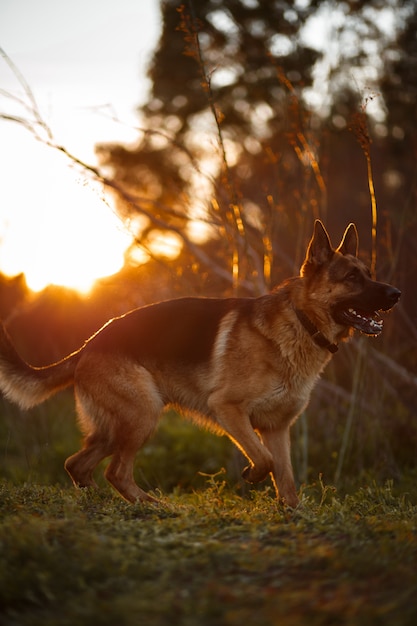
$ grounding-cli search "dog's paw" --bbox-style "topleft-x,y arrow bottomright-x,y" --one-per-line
281,499 -> 299,510
278,494 -> 300,510
242,464 -> 270,484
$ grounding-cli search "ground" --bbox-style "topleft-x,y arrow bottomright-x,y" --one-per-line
1,477 -> 416,626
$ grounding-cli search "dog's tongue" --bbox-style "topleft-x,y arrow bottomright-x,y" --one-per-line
341,308 -> 383,335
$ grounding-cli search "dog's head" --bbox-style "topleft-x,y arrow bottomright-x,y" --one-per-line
301,220 -> 401,336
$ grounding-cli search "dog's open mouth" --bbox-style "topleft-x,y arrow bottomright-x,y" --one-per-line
335,308 -> 384,335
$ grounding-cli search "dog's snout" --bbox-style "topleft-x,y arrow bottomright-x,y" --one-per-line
387,286 -> 401,304
382,285 -> 401,310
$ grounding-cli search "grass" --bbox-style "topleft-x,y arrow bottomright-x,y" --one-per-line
0,477 -> 416,626
1,396 -> 417,625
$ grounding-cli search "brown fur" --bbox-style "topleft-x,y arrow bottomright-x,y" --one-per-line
0,221 -> 400,507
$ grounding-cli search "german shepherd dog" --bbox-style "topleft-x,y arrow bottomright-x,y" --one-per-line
0,221 -> 400,507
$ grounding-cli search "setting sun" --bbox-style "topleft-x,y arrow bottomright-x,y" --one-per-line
0,126 -> 134,293
0,0 -> 161,297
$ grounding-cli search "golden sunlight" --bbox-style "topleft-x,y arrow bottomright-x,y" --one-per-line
147,231 -> 183,260
0,127 -> 133,293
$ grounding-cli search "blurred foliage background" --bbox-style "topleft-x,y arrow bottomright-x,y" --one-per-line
1,0 -> 416,495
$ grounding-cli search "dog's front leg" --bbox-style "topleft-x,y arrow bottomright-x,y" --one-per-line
259,427 -> 299,508
208,396 -> 274,482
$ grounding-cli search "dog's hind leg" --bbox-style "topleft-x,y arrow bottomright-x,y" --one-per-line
259,427 -> 299,508
65,433 -> 111,489
104,443 -> 157,503
68,356 -> 163,503
104,366 -> 164,503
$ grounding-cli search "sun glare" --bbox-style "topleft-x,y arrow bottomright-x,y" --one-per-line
147,231 -> 183,260
0,126 -> 133,293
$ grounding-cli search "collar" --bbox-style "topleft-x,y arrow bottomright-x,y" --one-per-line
293,308 -> 338,354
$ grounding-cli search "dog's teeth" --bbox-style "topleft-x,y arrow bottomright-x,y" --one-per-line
347,307 -> 383,330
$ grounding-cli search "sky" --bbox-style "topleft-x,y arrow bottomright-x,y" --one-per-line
0,0 -> 161,292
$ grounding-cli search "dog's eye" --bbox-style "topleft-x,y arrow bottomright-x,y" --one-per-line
345,271 -> 358,281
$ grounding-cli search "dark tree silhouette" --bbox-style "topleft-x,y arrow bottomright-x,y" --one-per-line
97,0 -> 414,297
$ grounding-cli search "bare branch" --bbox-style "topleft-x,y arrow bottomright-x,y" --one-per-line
0,46 -> 53,143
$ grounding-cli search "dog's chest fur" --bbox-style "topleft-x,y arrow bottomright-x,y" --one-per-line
159,302 -> 327,430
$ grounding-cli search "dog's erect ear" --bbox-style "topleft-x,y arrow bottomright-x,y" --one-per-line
337,223 -> 358,257
301,220 -> 333,275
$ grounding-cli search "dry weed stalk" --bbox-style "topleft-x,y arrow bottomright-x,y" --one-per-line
351,95 -> 379,278
178,2 -> 247,293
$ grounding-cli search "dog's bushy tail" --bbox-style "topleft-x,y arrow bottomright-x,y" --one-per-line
0,321 -> 81,409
